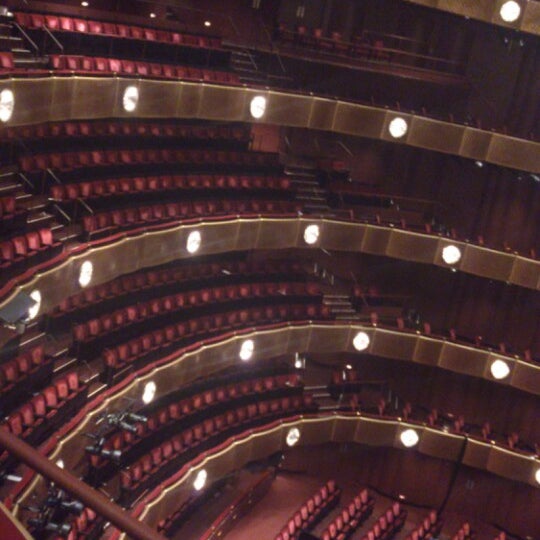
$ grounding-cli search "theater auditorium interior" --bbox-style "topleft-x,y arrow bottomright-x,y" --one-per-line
0,0 -> 538,539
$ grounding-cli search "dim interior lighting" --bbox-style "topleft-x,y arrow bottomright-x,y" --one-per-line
186,230 -> 202,254
150,13 -> 156,18
249,95 -> 267,119
442,244 -> 462,265
239,339 -> 255,361
388,117 -> 408,138
490,359 -> 511,380
400,428 -> 419,448
352,331 -> 370,352
204,20 -> 212,27
81,1 -> 89,6
78,260 -> 93,288
499,1 -> 521,22
28,290 -> 42,320
345,364 -> 353,370
0,88 -> 15,123
303,224 -> 320,245
286,427 -> 301,447
122,85 -> 139,112
475,160 -> 484,168
535,468 -> 540,485
142,381 -> 157,404
193,469 -> 207,491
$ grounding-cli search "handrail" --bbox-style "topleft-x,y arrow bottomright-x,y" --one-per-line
13,22 -> 39,55
42,24 -> 63,52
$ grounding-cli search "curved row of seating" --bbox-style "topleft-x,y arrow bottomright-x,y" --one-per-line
48,54 -> 240,85
0,372 -> 84,452
320,489 -> 377,540
82,199 -> 302,238
72,280 -> 321,346
102,303 -> 331,376
404,511 -> 442,540
50,173 -> 292,203
354,503 -> 407,540
51,259 -> 304,321
2,120 -> 250,144
276,479 -> 342,540
0,228 -> 62,286
49,506 -> 99,540
19,148 -> 279,175
117,393 -> 316,502
450,522 -> 473,540
92,372 -> 302,468
14,11 -> 223,50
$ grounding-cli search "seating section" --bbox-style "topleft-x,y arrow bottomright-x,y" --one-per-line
48,54 -> 239,84
450,522 -> 473,540
275,480 -> 342,540
353,502 -> 407,540
404,511 -> 443,540
0,196 -> 26,231
0,228 -> 62,286
320,488 -> 376,540
14,12 -> 222,50
117,393 -> 315,502
50,507 -> 99,540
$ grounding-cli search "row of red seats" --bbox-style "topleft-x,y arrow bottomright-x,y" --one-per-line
1,372 -> 80,440
94,373 -> 302,467
0,228 -> 62,285
0,52 -> 14,72
450,522 -> 473,540
276,480 -> 342,540
355,503 -> 407,540
50,174 -> 292,202
320,488 -> 376,540
19,148 -> 278,174
15,12 -> 222,50
73,280 -> 320,343
51,507 -> 98,540
3,120 -> 249,143
48,54 -> 239,85
404,511 -> 442,540
0,346 -> 45,391
81,199 -> 302,237
52,259 -> 303,317
118,394 -> 315,493
0,196 -> 26,229
103,303 -> 331,371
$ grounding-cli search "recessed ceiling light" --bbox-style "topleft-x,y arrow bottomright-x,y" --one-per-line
286,427 -> 301,446
122,85 -> 139,112
193,469 -> 207,491
28,290 -> 42,320
78,260 -> 93,288
186,230 -> 202,254
352,331 -> 370,352
150,12 -> 156,18
56,459 -> 64,468
239,339 -> 254,361
400,428 -> 419,448
204,20 -> 212,27
142,381 -> 157,404
0,89 -> 15,123
499,1 -> 521,22
303,224 -> 320,245
442,245 -> 462,265
249,95 -> 267,119
388,117 -> 408,138
490,359 -> 511,380
81,1 -> 89,6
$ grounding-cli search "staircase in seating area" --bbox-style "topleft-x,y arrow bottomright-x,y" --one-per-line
323,293 -> 362,320
284,164 -> 332,215
226,43 -> 268,86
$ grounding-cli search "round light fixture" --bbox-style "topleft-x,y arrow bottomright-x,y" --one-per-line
388,117 -> 408,139
249,96 -> 267,119
78,260 -> 93,288
204,20 -> 212,27
193,469 -> 207,491
535,468 -> 540,485
490,359 -> 511,380
294,358 -> 303,369
286,427 -> 301,447
442,245 -> 462,265
353,331 -> 370,352
400,428 -> 419,448
122,85 -> 139,112
81,1 -> 89,6
499,1 -> 521,22
0,89 -> 15,123
186,230 -> 202,254
150,12 -> 156,18
239,339 -> 254,361
142,381 -> 157,404
28,290 -> 42,320
303,224 -> 320,245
